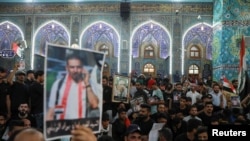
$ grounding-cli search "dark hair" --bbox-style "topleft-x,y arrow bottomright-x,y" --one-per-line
0,112 -> 7,119
171,117 -> 181,125
175,82 -> 182,86
187,119 -> 202,132
157,103 -> 166,108
66,54 -> 83,65
204,101 -> 213,107
26,70 -> 34,75
196,126 -> 208,136
102,76 -> 108,81
118,108 -> 127,114
180,96 -> 187,101
156,113 -> 168,120
187,105 -> 198,112
212,83 -> 220,88
98,135 -> 114,141
34,70 -> 44,79
18,102 -> 29,107
186,97 -> 192,102
159,127 -> 173,141
7,128 -> 24,141
140,104 -> 151,111
0,66 -> 7,73
231,79 -> 238,84
102,112 -> 110,121
8,120 -> 24,133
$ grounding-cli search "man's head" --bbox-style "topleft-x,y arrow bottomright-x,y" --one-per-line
0,113 -> 7,128
9,128 -> 45,141
135,82 -> 142,90
26,70 -> 35,80
156,113 -> 168,124
232,79 -> 238,89
196,126 -> 208,141
158,127 -> 173,141
18,103 -> 29,117
102,76 -> 109,87
124,124 -> 142,141
151,80 -> 158,90
186,97 -> 192,106
15,70 -> 26,82
179,96 -> 187,106
204,102 -> 214,114
175,83 -> 183,91
65,55 -> 84,82
138,104 -> 151,121
188,105 -> 198,117
0,66 -> 7,80
118,108 -> 127,120
8,120 -> 25,137
117,102 -> 126,110
186,118 -> 202,133
21,119 -> 31,128
157,103 -> 166,113
34,70 -> 44,83
190,83 -> 197,91
201,94 -> 213,103
212,83 -> 221,94
101,112 -> 110,129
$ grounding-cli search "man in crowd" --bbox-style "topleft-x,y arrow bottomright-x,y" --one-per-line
7,64 -> 30,118
133,104 -> 155,141
0,67 -> 9,115
124,124 -> 142,141
29,70 -> 44,131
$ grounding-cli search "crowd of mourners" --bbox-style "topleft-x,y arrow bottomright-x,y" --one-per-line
100,73 -> 250,141
0,64 -> 250,141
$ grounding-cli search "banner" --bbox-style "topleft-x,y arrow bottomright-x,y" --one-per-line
44,43 -> 105,140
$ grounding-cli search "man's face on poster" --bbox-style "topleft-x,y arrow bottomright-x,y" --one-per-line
66,58 -> 83,82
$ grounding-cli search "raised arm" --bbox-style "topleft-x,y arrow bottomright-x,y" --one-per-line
7,63 -> 19,85
82,68 -> 98,109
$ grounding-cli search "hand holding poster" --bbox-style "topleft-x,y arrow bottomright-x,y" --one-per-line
130,96 -> 145,112
148,123 -> 165,141
112,75 -> 130,103
44,43 -> 105,140
230,96 -> 241,108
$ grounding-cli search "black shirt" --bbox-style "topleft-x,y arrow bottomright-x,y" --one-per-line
102,85 -> 113,112
0,81 -> 9,114
133,118 -> 155,135
8,82 -> 30,114
29,81 -> 44,114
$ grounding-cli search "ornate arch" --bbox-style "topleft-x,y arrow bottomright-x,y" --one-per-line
80,21 -> 119,57
0,21 -> 24,51
32,20 -> 70,69
131,21 -> 171,59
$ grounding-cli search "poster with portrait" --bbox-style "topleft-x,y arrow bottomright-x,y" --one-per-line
130,96 -> 145,112
112,75 -> 130,103
230,96 -> 241,108
44,43 -> 105,140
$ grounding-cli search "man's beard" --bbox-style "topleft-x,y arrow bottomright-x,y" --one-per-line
0,124 -> 5,129
137,114 -> 147,120
214,90 -> 219,93
72,73 -> 83,82
19,111 -> 28,118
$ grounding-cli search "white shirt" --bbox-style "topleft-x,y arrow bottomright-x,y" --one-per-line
186,90 -> 201,105
48,75 -> 87,119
